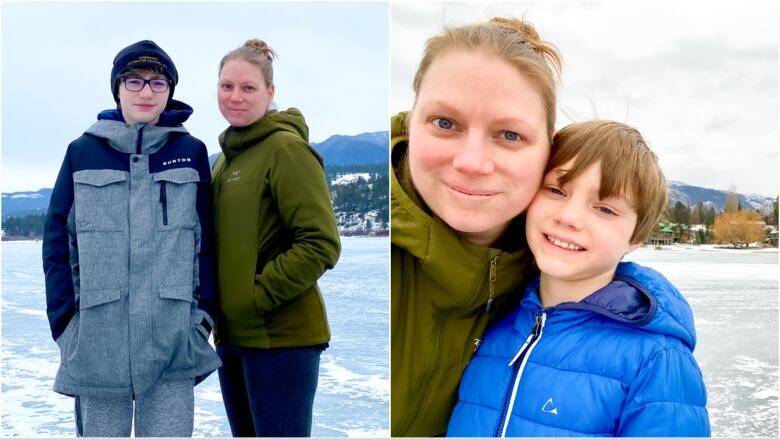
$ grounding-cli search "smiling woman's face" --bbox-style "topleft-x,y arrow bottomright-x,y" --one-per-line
407,48 -> 551,247
218,58 -> 275,127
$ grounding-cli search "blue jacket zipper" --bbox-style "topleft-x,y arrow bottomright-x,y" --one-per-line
494,311 -> 546,437
159,181 -> 168,225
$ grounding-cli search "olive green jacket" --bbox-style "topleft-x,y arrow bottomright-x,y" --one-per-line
211,108 -> 340,348
390,112 -> 537,436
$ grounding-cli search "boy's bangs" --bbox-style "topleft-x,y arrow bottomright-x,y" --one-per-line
550,128 -> 638,206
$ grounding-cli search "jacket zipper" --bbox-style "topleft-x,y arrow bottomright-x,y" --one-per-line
395,309 -> 451,435
159,181 -> 168,225
494,311 -> 547,437
485,255 -> 498,314
135,125 -> 144,154
396,251 -> 499,435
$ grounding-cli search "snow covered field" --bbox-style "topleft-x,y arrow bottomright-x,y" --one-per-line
625,245 -> 778,437
1,237 -> 389,437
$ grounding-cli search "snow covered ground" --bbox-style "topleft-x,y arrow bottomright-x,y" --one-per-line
1,237 -> 389,437
625,245 -> 778,437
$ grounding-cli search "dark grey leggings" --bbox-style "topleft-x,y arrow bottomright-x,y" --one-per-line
216,344 -> 326,437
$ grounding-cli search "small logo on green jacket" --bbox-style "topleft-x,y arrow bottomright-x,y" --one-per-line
227,169 -> 240,183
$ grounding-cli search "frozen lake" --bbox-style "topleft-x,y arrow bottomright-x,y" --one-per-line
1,240 -> 776,437
1,237 -> 389,437
624,245 -> 778,437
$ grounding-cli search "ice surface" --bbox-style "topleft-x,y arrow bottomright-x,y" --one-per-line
1,238 -> 389,437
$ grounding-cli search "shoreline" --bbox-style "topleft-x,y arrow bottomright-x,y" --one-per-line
2,233 -> 391,242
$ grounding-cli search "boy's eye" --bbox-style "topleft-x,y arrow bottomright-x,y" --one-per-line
598,206 -> 617,216
432,118 -> 454,130
546,186 -> 565,196
125,78 -> 144,88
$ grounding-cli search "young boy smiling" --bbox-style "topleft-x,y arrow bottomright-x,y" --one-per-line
447,120 -> 710,437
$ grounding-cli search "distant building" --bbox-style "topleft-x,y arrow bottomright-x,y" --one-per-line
647,223 -> 677,246
764,225 -> 778,246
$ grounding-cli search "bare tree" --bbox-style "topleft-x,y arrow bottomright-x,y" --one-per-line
724,183 -> 739,213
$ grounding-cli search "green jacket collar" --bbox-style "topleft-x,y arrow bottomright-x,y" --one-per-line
218,108 -> 310,162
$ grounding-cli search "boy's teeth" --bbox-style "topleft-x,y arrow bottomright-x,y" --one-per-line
547,235 -> 582,251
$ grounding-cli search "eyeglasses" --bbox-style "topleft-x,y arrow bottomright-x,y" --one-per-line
122,77 -> 171,93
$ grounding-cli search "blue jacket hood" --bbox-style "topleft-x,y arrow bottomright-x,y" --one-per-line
96,98 -> 193,127
521,261 -> 697,351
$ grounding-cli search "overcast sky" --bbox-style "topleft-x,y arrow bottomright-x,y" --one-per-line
1,1 -> 389,192
392,1 -> 778,198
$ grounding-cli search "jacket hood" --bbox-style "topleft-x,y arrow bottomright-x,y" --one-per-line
391,111 -> 535,310
218,108 -> 316,164
87,100 -> 190,155
521,261 -> 698,350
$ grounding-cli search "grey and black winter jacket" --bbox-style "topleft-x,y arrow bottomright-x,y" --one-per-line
42,100 -> 221,397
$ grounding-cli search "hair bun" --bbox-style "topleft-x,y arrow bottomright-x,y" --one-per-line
490,17 -> 562,78
491,17 -> 540,41
244,39 -> 276,61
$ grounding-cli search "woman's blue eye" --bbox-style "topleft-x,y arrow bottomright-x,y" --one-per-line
503,131 -> 520,141
243,86 -> 255,92
432,118 -> 454,129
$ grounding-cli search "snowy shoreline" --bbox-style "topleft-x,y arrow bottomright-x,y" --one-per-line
639,243 -> 778,254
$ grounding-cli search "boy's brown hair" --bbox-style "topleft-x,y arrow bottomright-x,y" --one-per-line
548,120 -> 667,244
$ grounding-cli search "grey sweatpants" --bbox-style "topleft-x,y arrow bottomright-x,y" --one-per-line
75,379 -> 194,437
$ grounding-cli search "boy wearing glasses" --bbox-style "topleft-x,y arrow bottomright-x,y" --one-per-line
43,40 -> 220,436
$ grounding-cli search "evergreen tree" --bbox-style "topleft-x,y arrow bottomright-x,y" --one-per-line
671,201 -> 690,225
1,214 -> 46,238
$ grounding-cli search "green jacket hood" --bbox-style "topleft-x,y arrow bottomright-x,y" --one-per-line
219,107 -> 321,165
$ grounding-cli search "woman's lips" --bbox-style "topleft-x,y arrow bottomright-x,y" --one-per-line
448,184 -> 497,197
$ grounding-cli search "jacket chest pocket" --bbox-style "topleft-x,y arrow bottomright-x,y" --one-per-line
73,170 -> 129,232
154,168 -> 201,230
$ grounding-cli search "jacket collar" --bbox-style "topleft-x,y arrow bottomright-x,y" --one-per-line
518,261 -> 697,350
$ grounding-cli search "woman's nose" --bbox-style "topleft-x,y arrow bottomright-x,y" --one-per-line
229,90 -> 243,102
451,134 -> 494,175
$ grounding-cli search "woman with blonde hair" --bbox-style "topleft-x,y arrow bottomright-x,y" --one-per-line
391,18 -> 562,436
211,39 -> 341,437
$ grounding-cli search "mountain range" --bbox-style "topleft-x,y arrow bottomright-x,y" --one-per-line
2,130 -> 775,220
207,130 -> 389,168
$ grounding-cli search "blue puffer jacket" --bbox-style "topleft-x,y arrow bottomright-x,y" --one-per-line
447,262 -> 710,437
42,100 -> 221,397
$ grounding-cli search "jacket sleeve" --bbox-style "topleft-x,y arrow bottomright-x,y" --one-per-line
193,143 -> 217,327
618,347 -> 711,436
42,147 -> 77,341
253,138 -> 341,313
